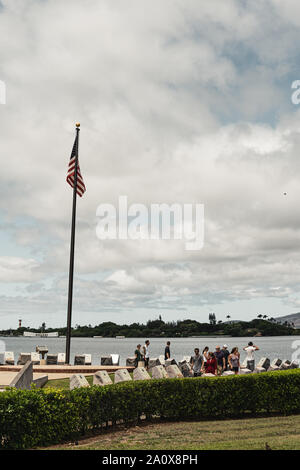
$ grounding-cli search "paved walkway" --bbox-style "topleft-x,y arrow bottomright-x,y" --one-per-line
0,372 -> 49,387
0,364 -> 134,387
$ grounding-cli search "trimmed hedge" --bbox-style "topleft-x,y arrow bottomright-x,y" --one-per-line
1,369 -> 300,449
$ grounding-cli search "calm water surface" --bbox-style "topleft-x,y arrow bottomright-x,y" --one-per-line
1,335 -> 299,365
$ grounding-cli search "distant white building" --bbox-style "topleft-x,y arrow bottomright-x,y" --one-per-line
23,331 -> 59,338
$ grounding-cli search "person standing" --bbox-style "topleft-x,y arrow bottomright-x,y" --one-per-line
222,345 -> 230,371
191,348 -> 204,377
243,342 -> 259,372
228,347 -> 240,375
215,346 -> 225,375
202,346 -> 209,365
143,340 -> 150,370
164,341 -> 171,360
134,344 -> 143,368
205,352 -> 217,375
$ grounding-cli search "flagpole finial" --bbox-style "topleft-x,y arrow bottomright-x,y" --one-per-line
76,122 -> 80,128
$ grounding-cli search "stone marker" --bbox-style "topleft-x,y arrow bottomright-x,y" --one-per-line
268,365 -> 280,372
111,354 -> 120,366
84,354 -> 92,365
290,360 -> 299,369
30,352 -> 40,365
280,360 -> 291,370
114,369 -> 132,384
133,367 -> 151,381
179,361 -> 192,377
159,355 -> 165,366
9,361 -> 33,390
151,365 -> 168,379
257,357 -> 270,370
239,368 -> 252,374
222,370 -> 235,376
101,355 -> 113,366
126,357 -> 136,366
255,367 -> 266,373
17,353 -> 31,365
74,355 -> 85,366
46,354 -> 58,365
93,370 -> 113,386
148,357 -> 161,369
58,353 -> 66,365
166,364 -> 183,378
271,358 -> 282,368
165,358 -> 177,367
70,374 -> 90,390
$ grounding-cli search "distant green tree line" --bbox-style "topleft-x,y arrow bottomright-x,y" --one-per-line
0,316 -> 298,337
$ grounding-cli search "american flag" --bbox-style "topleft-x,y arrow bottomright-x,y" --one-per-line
66,133 -> 86,197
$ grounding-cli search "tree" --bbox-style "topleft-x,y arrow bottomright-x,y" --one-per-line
209,313 -> 216,325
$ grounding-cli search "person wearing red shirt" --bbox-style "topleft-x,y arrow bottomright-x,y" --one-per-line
205,352 -> 217,375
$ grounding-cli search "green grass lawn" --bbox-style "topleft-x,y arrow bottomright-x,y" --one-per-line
45,414 -> 300,450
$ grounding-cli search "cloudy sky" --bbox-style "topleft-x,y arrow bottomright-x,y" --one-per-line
1,0 -> 300,329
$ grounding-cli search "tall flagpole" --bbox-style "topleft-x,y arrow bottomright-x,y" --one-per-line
65,123 -> 80,365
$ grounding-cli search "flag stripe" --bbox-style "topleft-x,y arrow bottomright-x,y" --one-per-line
66,134 -> 86,197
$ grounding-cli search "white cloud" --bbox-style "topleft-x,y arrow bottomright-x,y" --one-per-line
1,1 -> 300,326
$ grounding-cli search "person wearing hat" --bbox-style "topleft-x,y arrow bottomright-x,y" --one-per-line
215,345 -> 225,375
222,344 -> 230,371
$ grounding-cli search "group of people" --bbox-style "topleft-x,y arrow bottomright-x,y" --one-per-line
134,340 -> 260,376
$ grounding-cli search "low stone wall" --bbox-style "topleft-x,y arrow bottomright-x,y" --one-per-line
32,375 -> 48,388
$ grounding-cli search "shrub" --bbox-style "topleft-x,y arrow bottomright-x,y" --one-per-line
1,369 -> 300,449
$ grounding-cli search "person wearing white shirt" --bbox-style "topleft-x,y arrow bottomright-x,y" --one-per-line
243,341 -> 259,371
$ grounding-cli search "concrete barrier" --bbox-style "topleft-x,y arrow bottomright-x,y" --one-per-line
17,353 -> 31,365
9,361 -> 33,390
257,357 -> 270,370
115,369 -> 132,384
74,355 -> 85,365
165,358 -> 177,367
133,367 -> 151,381
101,355 -> 113,366
151,365 -> 168,379
126,357 -> 136,366
70,374 -> 90,390
166,364 -> 183,378
32,375 -> 48,388
93,370 -> 113,386
148,358 -> 162,369
239,368 -> 252,374
46,354 -> 58,365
